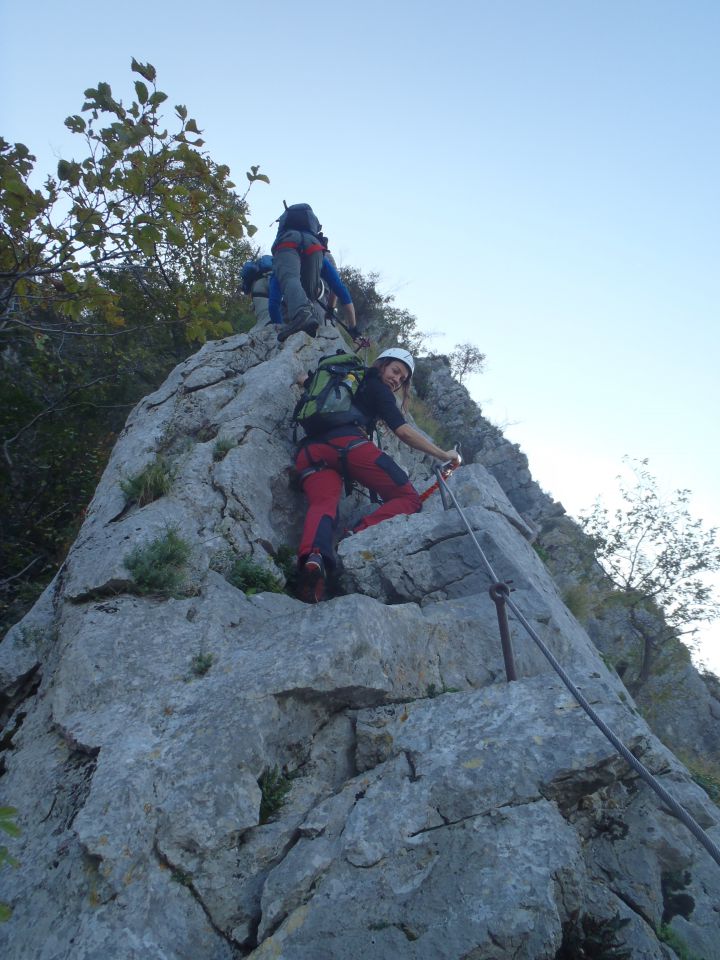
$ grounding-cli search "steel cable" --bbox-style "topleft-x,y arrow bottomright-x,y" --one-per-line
436,471 -> 720,869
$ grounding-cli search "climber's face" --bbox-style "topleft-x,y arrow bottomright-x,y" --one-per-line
380,360 -> 410,392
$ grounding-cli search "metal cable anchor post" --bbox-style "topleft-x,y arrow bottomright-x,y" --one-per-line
489,582 -> 517,682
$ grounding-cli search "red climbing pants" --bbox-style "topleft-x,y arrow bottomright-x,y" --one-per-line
294,435 -> 421,567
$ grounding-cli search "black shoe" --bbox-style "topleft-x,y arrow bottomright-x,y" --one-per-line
298,552 -> 326,603
277,312 -> 319,343
302,319 -> 319,338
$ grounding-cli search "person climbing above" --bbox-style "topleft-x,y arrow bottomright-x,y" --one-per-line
268,249 -> 357,333
272,203 -> 355,342
239,255 -> 274,330
293,347 -> 461,603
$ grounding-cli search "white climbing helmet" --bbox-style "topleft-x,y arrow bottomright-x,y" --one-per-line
375,348 -> 415,379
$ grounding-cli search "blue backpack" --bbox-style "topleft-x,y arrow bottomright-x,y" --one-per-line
240,255 -> 273,295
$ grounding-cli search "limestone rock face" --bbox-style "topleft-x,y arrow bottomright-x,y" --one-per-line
1,324 -> 719,960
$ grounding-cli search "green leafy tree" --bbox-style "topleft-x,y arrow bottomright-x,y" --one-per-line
0,60 -> 265,632
580,459 -> 720,686
1,57 -> 267,342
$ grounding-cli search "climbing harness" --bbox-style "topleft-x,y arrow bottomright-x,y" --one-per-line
434,467 -> 720,871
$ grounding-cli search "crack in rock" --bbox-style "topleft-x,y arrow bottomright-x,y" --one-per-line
152,840 -> 246,956
408,794 -> 543,837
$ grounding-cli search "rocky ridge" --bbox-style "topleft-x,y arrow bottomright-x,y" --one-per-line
0,325 -> 718,959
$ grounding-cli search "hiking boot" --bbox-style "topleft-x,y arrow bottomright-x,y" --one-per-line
298,552 -> 326,603
277,311 -> 319,343
303,318 -> 319,337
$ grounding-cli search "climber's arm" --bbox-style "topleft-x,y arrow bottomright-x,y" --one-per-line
394,424 -> 460,465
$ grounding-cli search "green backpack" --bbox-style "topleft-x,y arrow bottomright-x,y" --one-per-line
292,351 -> 368,436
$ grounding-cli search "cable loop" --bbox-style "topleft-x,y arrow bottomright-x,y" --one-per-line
489,582 -> 511,602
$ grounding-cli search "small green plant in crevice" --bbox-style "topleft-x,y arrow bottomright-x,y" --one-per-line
555,911 -> 630,959
190,652 -> 214,678
170,868 -> 194,888
275,544 -> 296,582
0,807 -> 21,922
212,437 -> 235,461
426,682 -> 461,699
124,528 -> 191,597
258,767 -> 295,824
195,424 -> 218,444
658,924 -> 704,960
227,556 -> 284,596
120,456 -> 174,507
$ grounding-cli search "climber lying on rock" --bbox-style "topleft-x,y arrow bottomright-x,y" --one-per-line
292,347 -> 461,603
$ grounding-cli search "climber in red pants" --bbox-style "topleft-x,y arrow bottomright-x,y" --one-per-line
294,348 -> 461,603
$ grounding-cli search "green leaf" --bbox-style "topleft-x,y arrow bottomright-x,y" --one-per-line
134,224 -> 161,256
245,169 -> 270,184
134,80 -> 149,105
165,225 -> 185,247
148,91 -> 168,108
125,169 -> 145,195
57,159 -> 72,181
131,58 -> 156,83
3,177 -> 29,198
175,104 -> 188,121
0,821 -> 20,838
64,115 -> 87,134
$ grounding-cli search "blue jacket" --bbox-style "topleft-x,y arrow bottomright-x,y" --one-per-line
268,256 -> 352,325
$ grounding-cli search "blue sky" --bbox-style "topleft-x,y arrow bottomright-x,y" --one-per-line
2,1 -> 719,668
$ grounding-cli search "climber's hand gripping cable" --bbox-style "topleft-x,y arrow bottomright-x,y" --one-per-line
419,444 -> 462,504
